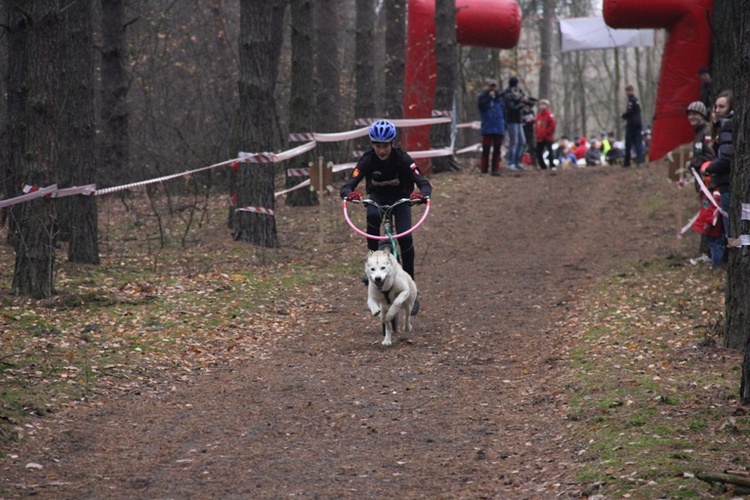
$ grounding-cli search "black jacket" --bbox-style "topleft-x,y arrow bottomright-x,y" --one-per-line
340,148 -> 432,200
501,86 -> 525,124
622,95 -> 642,127
705,112 -> 733,193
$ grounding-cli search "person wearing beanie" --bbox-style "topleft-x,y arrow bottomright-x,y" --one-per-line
500,74 -> 527,171
685,100 -> 720,266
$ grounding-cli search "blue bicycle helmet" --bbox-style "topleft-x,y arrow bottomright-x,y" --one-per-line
368,119 -> 397,142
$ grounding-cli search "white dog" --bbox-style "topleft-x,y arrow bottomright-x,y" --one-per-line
364,250 -> 418,346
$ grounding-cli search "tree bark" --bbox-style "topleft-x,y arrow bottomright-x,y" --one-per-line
286,0 -> 317,207
430,0 -> 459,173
313,0 -> 342,164
99,0 -> 130,188
537,0 -> 555,101
721,1 -> 750,400
9,1 -> 61,299
384,0 -> 406,119
234,0 -> 286,246
354,0 -> 376,121
60,0 -> 99,264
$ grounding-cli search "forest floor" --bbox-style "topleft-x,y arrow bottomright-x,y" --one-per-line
0,157 -> 748,498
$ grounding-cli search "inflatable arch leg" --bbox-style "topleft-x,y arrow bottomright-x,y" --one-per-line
403,0 -> 522,172
604,0 -> 713,161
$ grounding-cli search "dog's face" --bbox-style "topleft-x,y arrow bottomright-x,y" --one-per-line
365,251 -> 393,290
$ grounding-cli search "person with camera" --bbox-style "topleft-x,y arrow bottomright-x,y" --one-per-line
477,78 -> 505,175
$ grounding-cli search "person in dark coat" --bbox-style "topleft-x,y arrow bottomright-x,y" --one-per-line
477,78 -> 505,175
621,84 -> 644,167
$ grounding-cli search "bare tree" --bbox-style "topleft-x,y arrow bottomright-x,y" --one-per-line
430,0 -> 459,173
99,0 -> 130,188
8,1 -> 60,298
384,0 -> 406,118
354,0 -> 376,122
286,0 -> 317,207
313,0 -> 342,164
59,0 -> 99,264
537,0 -> 555,100
233,0 -> 286,246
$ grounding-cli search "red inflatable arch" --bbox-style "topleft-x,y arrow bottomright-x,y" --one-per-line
603,0 -> 713,161
403,0 -> 522,172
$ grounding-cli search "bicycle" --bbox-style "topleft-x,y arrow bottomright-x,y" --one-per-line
343,196 -> 431,341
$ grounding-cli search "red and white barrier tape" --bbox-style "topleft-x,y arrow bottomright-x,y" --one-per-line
0,184 -> 58,209
94,158 -> 238,196
235,206 -> 275,216
431,110 -> 452,117
286,168 -> 310,177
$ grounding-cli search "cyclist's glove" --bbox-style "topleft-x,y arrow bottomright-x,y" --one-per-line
409,193 -> 428,203
346,191 -> 362,202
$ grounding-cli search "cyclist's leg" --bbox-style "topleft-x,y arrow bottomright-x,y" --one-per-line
393,204 -> 415,278
365,203 -> 382,252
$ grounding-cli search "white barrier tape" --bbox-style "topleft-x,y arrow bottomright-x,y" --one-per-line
235,206 -> 275,216
455,143 -> 482,154
286,168 -> 310,177
409,147 -> 454,159
52,184 -> 97,198
274,179 -> 310,198
312,127 -> 370,143
691,168 -> 727,218
457,121 -> 481,130
352,150 -> 366,158
94,158 -> 239,196
0,184 -> 58,209
353,117 -> 453,128
742,203 -> 750,221
272,141 -> 317,162
728,235 -> 750,248
680,211 -> 700,236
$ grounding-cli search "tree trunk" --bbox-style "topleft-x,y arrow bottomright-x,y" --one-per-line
355,0 -> 376,121
537,0 -> 555,101
10,1 -> 61,299
60,0 -> 99,264
430,0 -> 459,173
234,0 -> 286,247
384,0 -> 406,119
286,0 -> 317,207
4,1 -> 30,246
313,0 -> 342,165
721,2 -> 750,393
99,0 -> 130,188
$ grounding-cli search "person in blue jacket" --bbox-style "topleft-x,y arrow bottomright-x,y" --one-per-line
477,78 -> 505,176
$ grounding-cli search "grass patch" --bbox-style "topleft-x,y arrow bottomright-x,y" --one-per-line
562,256 -> 750,497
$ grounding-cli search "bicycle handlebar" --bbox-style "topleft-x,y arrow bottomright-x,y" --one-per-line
342,197 -> 431,241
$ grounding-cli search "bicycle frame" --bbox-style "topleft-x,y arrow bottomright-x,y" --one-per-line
342,198 -> 431,259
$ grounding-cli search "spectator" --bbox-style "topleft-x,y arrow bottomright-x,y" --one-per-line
521,98 -> 537,168
500,75 -> 527,171
584,140 -> 603,166
600,131 -> 612,159
534,99 -> 556,170
621,84 -> 644,167
477,78 -> 505,176
605,137 -> 625,165
573,136 -> 588,160
699,66 -> 712,110
556,138 -> 577,169
685,101 -> 718,266
702,90 -> 733,255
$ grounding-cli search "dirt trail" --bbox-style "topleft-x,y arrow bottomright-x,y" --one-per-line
1,164 -> 681,498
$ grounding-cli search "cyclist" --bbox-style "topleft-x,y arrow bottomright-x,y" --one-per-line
340,119 -> 432,313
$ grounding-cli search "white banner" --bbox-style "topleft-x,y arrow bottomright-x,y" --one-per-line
559,17 -> 654,53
